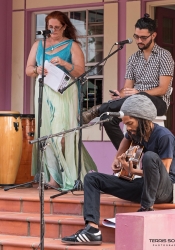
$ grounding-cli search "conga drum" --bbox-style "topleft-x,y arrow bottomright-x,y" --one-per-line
15,114 -> 35,184
0,111 -> 22,185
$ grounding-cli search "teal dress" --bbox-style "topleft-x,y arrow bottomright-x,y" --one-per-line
32,39 -> 97,190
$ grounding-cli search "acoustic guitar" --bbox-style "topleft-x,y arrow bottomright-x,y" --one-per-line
118,143 -> 144,181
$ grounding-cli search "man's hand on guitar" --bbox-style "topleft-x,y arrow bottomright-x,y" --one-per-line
111,158 -> 122,174
118,154 -> 136,174
117,153 -> 129,172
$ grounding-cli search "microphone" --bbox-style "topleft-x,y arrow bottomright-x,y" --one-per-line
36,29 -> 53,35
115,39 -> 133,45
106,111 -> 124,118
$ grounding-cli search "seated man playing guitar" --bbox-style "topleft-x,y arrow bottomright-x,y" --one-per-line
62,94 -> 175,246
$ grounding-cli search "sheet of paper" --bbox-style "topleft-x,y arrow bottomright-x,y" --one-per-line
42,60 -> 71,92
102,217 -> 116,228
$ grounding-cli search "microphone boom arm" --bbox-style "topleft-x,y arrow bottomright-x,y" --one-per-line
59,45 -> 124,93
29,117 -> 111,145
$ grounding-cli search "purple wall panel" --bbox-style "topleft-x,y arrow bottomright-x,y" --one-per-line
23,10 -> 32,114
0,0 -> 12,110
84,141 -> 116,174
118,0 -> 127,91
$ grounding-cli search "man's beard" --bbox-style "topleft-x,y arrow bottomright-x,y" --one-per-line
127,126 -> 142,144
137,38 -> 152,51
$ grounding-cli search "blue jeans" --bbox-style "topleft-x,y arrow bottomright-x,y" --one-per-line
83,151 -> 173,225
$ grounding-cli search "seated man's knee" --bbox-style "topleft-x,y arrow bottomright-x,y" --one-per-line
142,151 -> 159,168
84,172 -> 98,185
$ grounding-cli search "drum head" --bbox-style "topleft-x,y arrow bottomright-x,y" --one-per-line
20,114 -> 35,119
0,111 -> 21,117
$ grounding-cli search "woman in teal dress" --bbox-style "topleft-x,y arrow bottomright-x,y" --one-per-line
26,11 -> 97,190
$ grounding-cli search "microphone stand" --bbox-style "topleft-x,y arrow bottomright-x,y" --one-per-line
58,44 -> 124,193
3,32 -> 55,250
28,116 -> 112,198
29,116 -> 111,145
4,44 -> 123,249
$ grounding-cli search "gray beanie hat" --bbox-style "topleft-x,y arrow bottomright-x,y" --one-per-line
120,94 -> 157,121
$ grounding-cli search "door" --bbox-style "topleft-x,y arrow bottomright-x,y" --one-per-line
155,7 -> 175,135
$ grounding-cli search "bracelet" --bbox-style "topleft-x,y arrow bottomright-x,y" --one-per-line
67,64 -> 74,73
33,66 -> 38,74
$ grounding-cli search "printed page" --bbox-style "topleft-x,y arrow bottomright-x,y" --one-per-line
102,217 -> 115,228
42,60 -> 70,92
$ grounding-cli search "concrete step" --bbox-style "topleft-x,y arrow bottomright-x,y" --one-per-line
0,185 -> 174,249
0,234 -> 115,250
0,211 -> 115,243
1,186 -> 174,215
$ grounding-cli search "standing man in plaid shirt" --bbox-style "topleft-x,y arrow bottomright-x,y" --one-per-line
82,13 -> 174,150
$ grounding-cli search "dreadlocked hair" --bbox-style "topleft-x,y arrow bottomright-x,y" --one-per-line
137,118 -> 153,141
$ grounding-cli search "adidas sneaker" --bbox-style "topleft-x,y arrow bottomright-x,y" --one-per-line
61,224 -> 102,245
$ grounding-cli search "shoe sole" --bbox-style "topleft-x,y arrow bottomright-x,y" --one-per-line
61,240 -> 102,245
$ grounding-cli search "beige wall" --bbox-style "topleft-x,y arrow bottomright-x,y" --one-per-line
83,2 -> 118,141
102,2 -> 118,141
103,3 -> 118,102
126,1 -> 140,60
26,0 -> 102,9
11,11 -> 25,112
13,0 -> 24,10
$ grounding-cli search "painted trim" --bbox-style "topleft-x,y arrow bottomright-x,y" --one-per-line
146,0 -> 175,18
0,0 -> 12,110
25,3 -> 104,12
23,1 -> 31,114
6,0 -> 13,110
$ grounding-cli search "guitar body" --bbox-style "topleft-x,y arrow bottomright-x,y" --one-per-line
118,143 -> 144,181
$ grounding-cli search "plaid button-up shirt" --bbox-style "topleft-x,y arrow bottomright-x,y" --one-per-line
125,43 -> 174,109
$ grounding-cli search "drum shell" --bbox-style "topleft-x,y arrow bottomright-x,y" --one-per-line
15,114 -> 35,184
0,112 -> 23,185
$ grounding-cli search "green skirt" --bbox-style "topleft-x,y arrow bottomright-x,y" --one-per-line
32,78 -> 97,190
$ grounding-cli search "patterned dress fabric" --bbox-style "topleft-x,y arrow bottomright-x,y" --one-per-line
32,39 -> 97,190
125,43 -> 175,109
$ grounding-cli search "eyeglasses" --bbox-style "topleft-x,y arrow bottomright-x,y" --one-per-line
133,33 -> 153,41
48,25 -> 63,31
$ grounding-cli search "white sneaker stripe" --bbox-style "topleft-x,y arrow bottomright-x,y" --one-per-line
78,235 -> 87,242
75,230 -> 101,243
76,237 -> 83,242
82,234 -> 90,242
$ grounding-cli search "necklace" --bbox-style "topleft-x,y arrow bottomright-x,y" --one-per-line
49,37 -> 65,52
51,45 -> 56,51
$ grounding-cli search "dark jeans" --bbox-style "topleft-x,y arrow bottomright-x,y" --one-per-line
84,151 -> 173,225
99,92 -> 167,150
